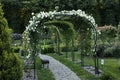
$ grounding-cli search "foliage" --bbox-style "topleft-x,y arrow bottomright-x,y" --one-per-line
61,43 -> 78,52
49,54 -> 100,80
96,42 -> 120,58
45,20 -> 76,39
98,26 -> 117,44
41,45 -> 55,54
0,4 -> 22,80
117,23 -> 120,40
47,21 -> 77,56
0,6 -> 12,54
49,51 -> 120,80
1,1 -> 35,33
45,20 -> 76,53
19,48 -> 28,56
12,46 -> 21,53
104,44 -> 120,57
24,9 -> 96,57
97,26 -> 120,58
0,0 -> 120,34
100,73 -> 116,80
0,53 -> 23,80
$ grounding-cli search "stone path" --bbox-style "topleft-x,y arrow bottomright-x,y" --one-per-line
39,54 -> 81,80
83,66 -> 102,77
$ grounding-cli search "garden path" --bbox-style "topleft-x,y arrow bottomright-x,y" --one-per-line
39,54 -> 81,80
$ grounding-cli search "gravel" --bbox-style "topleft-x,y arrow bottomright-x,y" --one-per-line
39,54 -> 81,80
22,69 -> 38,80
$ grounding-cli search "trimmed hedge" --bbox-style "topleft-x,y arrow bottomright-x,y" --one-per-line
104,45 -> 120,57
19,49 -> 28,56
0,53 -> 23,80
12,46 -> 21,53
41,45 -> 55,54
41,44 -> 79,54
61,45 -> 78,52
97,44 -> 120,58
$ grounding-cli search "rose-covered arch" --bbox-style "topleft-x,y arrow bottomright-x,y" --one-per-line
23,10 -> 99,75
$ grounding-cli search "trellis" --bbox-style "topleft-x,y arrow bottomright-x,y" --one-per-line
24,9 -> 99,79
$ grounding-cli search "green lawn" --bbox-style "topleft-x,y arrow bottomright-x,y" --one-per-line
100,58 -> 120,80
36,56 -> 55,80
49,51 -> 120,80
49,53 -> 100,80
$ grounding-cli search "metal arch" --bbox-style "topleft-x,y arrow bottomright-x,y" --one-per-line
88,20 -> 99,75
42,13 -> 99,75
30,12 -> 99,79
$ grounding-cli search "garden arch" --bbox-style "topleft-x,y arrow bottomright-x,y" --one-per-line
44,20 -> 75,58
24,10 -> 99,78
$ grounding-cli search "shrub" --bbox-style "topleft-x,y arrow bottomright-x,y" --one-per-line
104,45 -> 120,57
96,44 -> 105,57
0,4 -> 22,80
12,46 -> 21,53
41,45 -> 55,54
112,45 -> 120,57
19,49 -> 28,56
104,47 -> 113,57
118,67 -> 120,72
100,73 -> 115,80
0,52 -> 23,80
61,46 -> 68,52
97,43 -> 120,58
61,45 -> 78,52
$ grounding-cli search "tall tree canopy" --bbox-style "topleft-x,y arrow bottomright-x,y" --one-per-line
0,0 -> 120,33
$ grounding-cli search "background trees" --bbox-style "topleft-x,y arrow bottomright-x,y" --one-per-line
0,0 -> 119,33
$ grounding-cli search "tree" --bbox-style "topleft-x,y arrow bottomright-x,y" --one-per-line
0,3 -> 22,80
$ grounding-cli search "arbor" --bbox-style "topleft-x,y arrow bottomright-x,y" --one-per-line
24,9 -> 99,74
0,3 -> 22,80
45,21 -> 76,58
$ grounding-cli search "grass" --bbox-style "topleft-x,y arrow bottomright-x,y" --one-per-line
100,58 -> 120,80
49,53 -> 100,80
20,56 -> 55,80
36,56 -> 55,80
17,37 -> 120,80
14,40 -> 55,80
48,51 -> 120,80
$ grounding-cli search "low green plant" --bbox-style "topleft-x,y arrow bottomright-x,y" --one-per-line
19,49 -> 28,56
0,4 -> 22,80
100,73 -> 116,80
60,44 -> 78,52
41,45 -> 55,54
104,44 -> 120,57
0,53 -> 23,80
12,46 -> 21,53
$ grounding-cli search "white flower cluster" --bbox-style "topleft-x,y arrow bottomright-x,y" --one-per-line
97,30 -> 101,35
27,49 -> 32,54
24,9 -> 97,44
